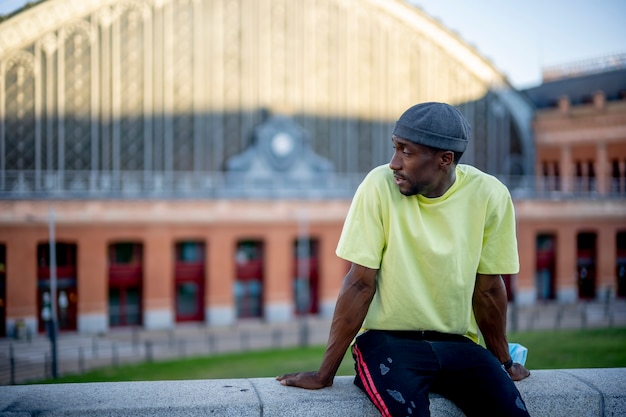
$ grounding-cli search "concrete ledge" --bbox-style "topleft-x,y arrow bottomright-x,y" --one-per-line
1,369 -> 624,416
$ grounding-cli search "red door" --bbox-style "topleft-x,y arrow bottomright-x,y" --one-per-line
293,239 -> 319,315
36,243 -> 78,333
235,241 -> 264,319
616,232 -> 626,298
0,245 -> 5,337
536,234 -> 556,300
577,233 -> 596,300
175,241 -> 205,322
108,243 -> 143,327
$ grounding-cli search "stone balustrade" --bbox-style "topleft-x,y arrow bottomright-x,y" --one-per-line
1,368 -> 625,416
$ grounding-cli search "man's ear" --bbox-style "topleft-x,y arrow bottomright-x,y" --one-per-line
439,150 -> 454,167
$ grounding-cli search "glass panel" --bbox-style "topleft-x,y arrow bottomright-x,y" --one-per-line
108,288 -> 121,326
0,244 -> 5,274
176,282 -> 199,316
36,243 -> 77,267
617,232 -> 626,298
235,240 -> 263,318
235,280 -> 262,318
236,241 -> 262,262
577,232 -> 597,299
114,243 -> 136,264
0,245 -> 4,337
178,242 -> 202,263
125,287 -> 142,325
293,239 -> 319,315
536,234 -> 556,300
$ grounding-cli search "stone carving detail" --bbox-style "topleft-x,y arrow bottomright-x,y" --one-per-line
225,115 -> 334,195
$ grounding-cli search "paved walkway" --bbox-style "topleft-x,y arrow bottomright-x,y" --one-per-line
1,300 -> 625,385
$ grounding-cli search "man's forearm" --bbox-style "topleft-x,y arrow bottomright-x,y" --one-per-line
473,274 -> 510,363
317,267 -> 376,384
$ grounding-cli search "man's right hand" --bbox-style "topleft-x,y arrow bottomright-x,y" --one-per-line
276,371 -> 332,390
277,264 -> 377,392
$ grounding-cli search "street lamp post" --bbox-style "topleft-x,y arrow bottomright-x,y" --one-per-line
48,205 -> 58,378
297,209 -> 310,347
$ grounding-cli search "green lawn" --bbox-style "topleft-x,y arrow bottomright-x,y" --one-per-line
509,327 -> 626,370
34,327 -> 626,384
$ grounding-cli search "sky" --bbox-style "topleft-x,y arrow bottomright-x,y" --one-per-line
1,0 -> 625,89
410,0 -> 626,88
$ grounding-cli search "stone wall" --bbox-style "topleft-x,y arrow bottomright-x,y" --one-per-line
1,369 -> 625,416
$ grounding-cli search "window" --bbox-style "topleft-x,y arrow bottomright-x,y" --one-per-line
111,243 -> 138,264
577,232 -> 597,299
611,159 -> 625,196
574,160 -> 596,194
175,241 -> 205,322
293,238 -> 320,315
536,234 -> 556,300
617,232 -> 626,298
108,242 -> 143,327
0,244 -> 5,337
541,160 -> 560,192
36,243 -> 78,332
235,240 -> 264,319
177,241 -> 203,263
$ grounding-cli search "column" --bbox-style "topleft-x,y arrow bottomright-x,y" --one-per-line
597,226 -> 616,298
621,161 -> 626,195
206,229 -> 236,326
5,229 -> 38,335
595,143 -> 608,195
560,145 -> 574,194
264,228 -> 293,323
318,225 -> 345,318
535,160 -> 544,194
557,227 -> 578,302
143,229 -> 173,329
77,231 -> 108,333
515,222 -> 536,306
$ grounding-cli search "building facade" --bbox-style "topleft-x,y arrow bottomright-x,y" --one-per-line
0,0 -> 623,337
515,63 -> 626,305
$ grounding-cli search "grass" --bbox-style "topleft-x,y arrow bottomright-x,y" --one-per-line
34,327 -> 626,384
508,327 -> 626,370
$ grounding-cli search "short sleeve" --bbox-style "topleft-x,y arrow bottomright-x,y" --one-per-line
477,185 -> 519,275
335,172 -> 386,270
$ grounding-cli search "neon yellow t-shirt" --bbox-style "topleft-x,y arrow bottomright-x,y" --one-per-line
336,164 -> 519,342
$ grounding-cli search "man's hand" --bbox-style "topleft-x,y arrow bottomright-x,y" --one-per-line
276,371 -> 332,390
507,363 -> 531,381
276,264 -> 377,391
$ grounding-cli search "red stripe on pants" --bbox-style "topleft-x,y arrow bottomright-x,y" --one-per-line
352,344 -> 392,417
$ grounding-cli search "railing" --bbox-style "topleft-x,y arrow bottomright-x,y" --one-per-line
542,52 -> 626,82
1,170 -> 625,200
0,170 -> 365,200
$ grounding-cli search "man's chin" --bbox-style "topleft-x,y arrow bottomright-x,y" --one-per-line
398,187 -> 418,197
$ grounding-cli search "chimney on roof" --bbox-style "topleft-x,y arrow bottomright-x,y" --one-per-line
593,91 -> 606,111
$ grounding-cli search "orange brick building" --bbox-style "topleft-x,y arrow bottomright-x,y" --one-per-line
515,65 -> 626,305
0,0 -> 624,338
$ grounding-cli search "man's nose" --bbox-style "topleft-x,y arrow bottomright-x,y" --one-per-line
389,151 -> 401,170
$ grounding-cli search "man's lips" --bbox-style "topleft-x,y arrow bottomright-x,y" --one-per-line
394,174 -> 405,185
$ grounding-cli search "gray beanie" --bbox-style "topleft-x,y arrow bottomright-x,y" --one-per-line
392,102 -> 471,152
